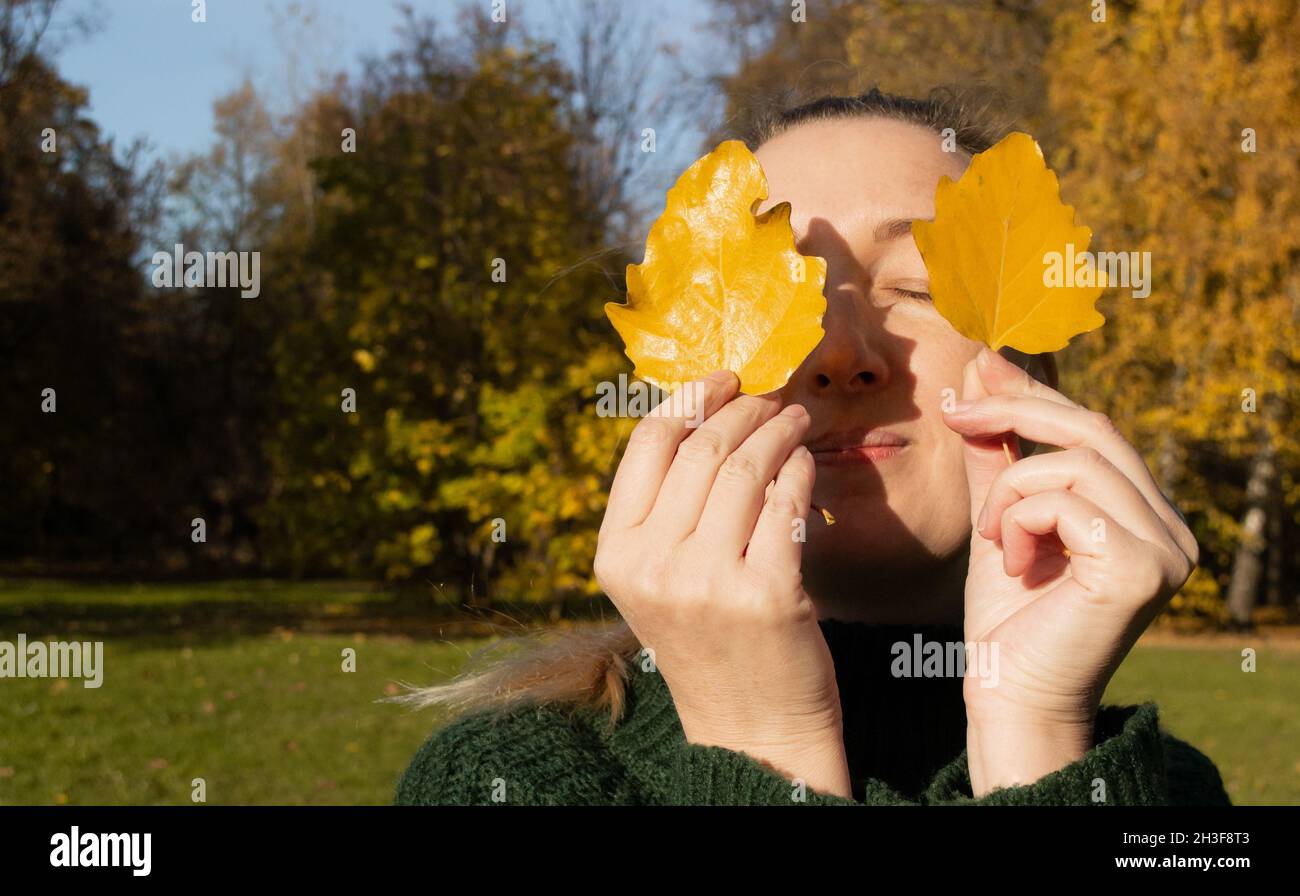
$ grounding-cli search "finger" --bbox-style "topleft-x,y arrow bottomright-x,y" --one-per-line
694,404 -> 812,554
943,392 -> 1170,521
744,444 -> 815,574
950,354 -> 1009,523
602,371 -> 737,534
999,490 -> 1149,591
978,448 -> 1171,549
643,392 -> 785,539
975,346 -> 1079,408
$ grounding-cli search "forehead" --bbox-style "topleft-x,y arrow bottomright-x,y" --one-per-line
753,117 -> 971,234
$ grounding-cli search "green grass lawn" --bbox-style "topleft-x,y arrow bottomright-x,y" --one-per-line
0,579 -> 392,609
0,631 -> 483,805
1103,642 -> 1300,806
0,580 -> 1296,805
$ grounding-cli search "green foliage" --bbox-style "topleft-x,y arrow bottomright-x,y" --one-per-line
257,34 -> 632,601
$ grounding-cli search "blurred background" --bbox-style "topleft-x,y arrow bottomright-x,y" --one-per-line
0,0 -> 1296,804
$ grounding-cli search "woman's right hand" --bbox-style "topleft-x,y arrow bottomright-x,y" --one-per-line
594,370 -> 852,799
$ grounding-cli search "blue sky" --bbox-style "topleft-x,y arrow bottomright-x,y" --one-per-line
51,0 -> 711,167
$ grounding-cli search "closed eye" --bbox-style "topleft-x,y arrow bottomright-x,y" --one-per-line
890,288 -> 932,302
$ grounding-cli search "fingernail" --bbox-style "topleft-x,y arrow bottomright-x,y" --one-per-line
792,445 -> 811,460
983,347 -> 1015,368
780,404 -> 807,418
976,505 -> 988,532
947,400 -> 975,414
705,370 -> 735,383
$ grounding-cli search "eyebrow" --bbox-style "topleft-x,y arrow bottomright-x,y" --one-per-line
873,217 -> 928,242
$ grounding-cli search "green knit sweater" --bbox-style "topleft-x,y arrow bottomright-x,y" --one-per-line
394,620 -> 1231,806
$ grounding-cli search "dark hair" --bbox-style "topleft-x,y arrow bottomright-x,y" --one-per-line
741,87 -> 1007,156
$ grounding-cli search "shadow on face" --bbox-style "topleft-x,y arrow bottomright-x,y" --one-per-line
754,117 -> 985,617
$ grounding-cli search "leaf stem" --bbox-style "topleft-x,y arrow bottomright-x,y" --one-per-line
811,503 -> 835,526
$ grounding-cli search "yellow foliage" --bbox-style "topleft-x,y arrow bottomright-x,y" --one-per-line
912,132 -> 1105,353
606,140 -> 827,395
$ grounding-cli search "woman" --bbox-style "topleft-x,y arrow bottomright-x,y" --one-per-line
394,90 -> 1230,805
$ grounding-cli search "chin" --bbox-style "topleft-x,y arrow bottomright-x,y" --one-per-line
803,495 -> 970,574
802,514 -> 971,623
805,513 -> 929,572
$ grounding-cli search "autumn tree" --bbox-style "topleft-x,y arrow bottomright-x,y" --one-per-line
257,21 -> 632,606
1048,0 -> 1299,626
153,80 -> 284,570
0,1 -> 170,569
708,0 -> 1298,624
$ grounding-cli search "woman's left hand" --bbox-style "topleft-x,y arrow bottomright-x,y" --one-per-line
942,347 -> 1199,796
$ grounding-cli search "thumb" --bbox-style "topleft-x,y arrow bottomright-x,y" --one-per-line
951,353 -> 1017,526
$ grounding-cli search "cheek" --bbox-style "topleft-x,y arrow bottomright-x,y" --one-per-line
905,330 -> 978,416
923,425 -> 974,541
898,330 -> 978,539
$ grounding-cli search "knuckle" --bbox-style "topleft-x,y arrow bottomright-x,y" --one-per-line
788,459 -> 815,490
674,377 -> 709,405
630,563 -> 669,603
1136,554 -> 1167,599
733,396 -> 774,431
1086,410 -> 1120,439
676,427 -> 728,464
1072,446 -> 1104,466
719,451 -> 765,485
787,592 -> 817,625
1168,532 -> 1198,583
597,548 -> 675,606
593,548 -> 630,596
629,415 -> 676,449
765,416 -> 803,444
750,575 -> 813,621
764,491 -> 803,521
593,551 -> 612,589
594,573 -> 619,601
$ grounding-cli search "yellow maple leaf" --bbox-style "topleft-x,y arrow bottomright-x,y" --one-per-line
911,132 -> 1105,354
605,140 -> 828,395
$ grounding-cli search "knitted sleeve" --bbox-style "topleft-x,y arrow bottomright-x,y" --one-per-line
676,703 -> 1232,806
396,700 -> 1231,806
672,742 -> 871,805
921,703 -> 1232,806
393,704 -> 643,806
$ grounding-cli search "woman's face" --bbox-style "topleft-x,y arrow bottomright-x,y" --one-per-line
755,117 -> 982,595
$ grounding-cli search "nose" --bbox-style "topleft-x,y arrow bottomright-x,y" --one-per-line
799,294 -> 890,397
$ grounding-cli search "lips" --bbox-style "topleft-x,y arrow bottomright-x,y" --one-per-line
806,428 -> 909,466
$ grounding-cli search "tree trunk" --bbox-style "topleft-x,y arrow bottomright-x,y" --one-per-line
1265,496 -> 1283,607
1225,444 -> 1277,629
1156,365 -> 1186,493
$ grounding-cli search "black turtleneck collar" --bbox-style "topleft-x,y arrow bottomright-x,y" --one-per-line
817,618 -> 969,800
